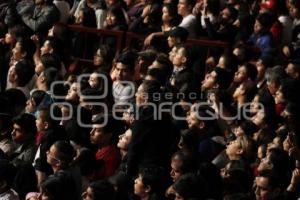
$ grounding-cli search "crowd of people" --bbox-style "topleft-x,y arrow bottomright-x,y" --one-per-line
0,0 -> 300,199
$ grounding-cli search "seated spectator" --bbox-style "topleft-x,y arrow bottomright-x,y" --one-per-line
134,165 -> 170,200
7,59 -> 35,99
177,0 -> 197,38
82,179 -> 116,200
90,114 -> 123,179
248,12 -> 276,57
10,113 -> 37,168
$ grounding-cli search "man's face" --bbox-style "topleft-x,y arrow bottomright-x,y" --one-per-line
256,60 -> 266,81
115,63 -> 132,81
177,0 -> 190,16
11,124 -> 26,143
36,111 -> 46,132
201,71 -> 217,91
172,47 -> 186,67
255,176 -> 278,200
170,156 -> 183,182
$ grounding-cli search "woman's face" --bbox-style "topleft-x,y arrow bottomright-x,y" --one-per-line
93,49 -> 104,66
66,82 -> 79,101
117,129 -> 132,150
106,12 -> 117,27
162,6 -> 171,22
12,42 -> 25,61
5,32 -> 16,45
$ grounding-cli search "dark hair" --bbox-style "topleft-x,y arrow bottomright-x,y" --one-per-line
172,173 -> 203,199
138,165 -> 169,195
30,90 -> 49,108
16,37 -> 35,60
214,67 -> 232,90
41,53 -> 61,71
43,67 -> 60,89
257,170 -> 283,190
53,140 -> 75,164
13,113 -> 37,136
107,5 -> 127,30
51,23 -> 69,42
14,59 -> 35,87
8,25 -> 30,40
243,62 -> 257,82
171,151 -> 197,174
141,80 -> 161,103
44,37 -> 62,56
267,148 -> 292,177
93,114 -> 124,136
116,50 -> 137,72
163,3 -> 181,26
90,180 -> 116,200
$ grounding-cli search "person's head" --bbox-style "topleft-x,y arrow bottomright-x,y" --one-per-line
234,81 -> 257,104
170,151 -> 196,182
47,141 -> 75,170
36,67 -> 59,91
135,80 -> 161,107
233,120 -> 258,138
134,166 -> 169,198
40,175 -> 67,200
201,67 -> 231,91
234,63 -> 257,83
289,0 -> 300,18
219,5 -> 238,25
172,173 -> 203,200
5,25 -> 29,46
255,171 -> 282,200
90,114 -> 124,147
40,37 -> 61,56
117,128 -> 132,151
65,82 -> 80,103
137,49 -> 157,76
255,56 -> 274,81
265,66 -> 287,95
93,45 -> 113,68
285,61 -> 300,80
186,103 -> 217,130
48,23 -> 69,42
177,0 -> 196,16
12,37 -> 35,61
76,6 -> 97,27
35,53 -> 61,75
12,113 -> 37,143
106,5 -> 127,28
82,180 -> 115,200
178,128 -> 199,156
162,3 -> 181,26
172,44 -> 190,68
114,51 -> 136,81
35,106 -> 59,132
0,159 -> 16,193
226,136 -> 249,160
254,13 -> 273,34
167,27 -> 189,47
257,148 -> 291,176
25,90 -> 51,114
9,59 -> 35,87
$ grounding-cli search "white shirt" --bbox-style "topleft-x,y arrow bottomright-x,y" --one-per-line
54,0 -> 71,24
179,14 -> 197,38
